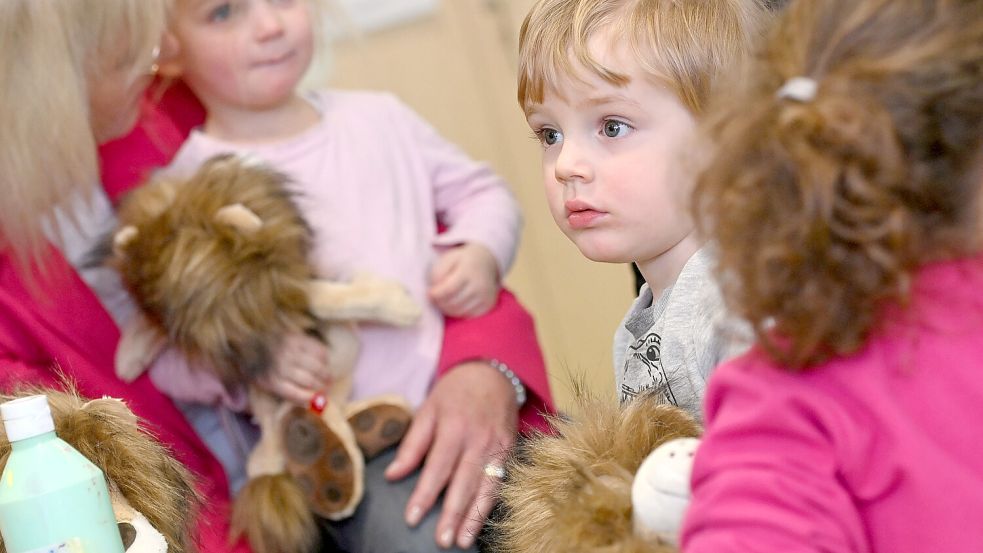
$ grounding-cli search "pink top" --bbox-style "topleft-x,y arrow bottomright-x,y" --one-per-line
681,255 -> 983,552
100,81 -> 553,434
159,90 -> 522,408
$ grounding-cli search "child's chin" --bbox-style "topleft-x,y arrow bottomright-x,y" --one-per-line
576,245 -> 630,265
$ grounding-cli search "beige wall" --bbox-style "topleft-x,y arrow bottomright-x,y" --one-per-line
325,0 -> 635,410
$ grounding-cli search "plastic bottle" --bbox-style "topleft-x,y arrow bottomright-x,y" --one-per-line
0,395 -> 125,553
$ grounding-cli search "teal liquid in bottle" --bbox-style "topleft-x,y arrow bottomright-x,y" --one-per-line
0,395 -> 125,553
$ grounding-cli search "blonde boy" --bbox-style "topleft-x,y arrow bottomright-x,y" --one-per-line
519,0 -> 761,416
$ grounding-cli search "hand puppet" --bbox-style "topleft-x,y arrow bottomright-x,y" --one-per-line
0,386 -> 199,553
493,388 -> 701,553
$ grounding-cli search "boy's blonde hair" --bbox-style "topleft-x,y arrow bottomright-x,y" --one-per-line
518,0 -> 764,113
0,0 -> 168,270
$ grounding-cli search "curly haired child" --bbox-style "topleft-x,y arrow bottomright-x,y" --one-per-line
683,0 -> 983,550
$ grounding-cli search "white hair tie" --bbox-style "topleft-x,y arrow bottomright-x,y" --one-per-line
777,77 -> 818,102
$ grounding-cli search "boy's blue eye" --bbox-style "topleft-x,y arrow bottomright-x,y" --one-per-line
603,119 -> 632,138
540,128 -> 562,146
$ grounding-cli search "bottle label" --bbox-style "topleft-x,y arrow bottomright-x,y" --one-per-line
23,539 -> 84,553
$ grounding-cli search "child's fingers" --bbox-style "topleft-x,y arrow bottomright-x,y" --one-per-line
429,250 -> 460,286
294,348 -> 333,387
429,271 -> 467,304
436,285 -> 476,318
258,375 -> 316,406
445,281 -> 498,318
286,365 -> 326,392
280,333 -> 332,387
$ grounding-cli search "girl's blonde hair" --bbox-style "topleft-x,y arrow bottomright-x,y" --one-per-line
517,0 -> 764,114
0,0 -> 167,270
695,0 -> 983,368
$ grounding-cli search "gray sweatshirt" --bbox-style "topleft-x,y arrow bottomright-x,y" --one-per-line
613,248 -> 749,420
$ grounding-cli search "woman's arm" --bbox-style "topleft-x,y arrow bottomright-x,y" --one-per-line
438,289 -> 554,433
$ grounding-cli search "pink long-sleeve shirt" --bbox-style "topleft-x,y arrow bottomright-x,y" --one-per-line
158,90 -> 523,409
682,255 -> 983,552
99,82 -> 553,433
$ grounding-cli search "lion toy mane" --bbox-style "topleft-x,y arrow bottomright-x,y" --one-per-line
0,386 -> 199,553
103,154 -> 422,553
493,386 -> 703,553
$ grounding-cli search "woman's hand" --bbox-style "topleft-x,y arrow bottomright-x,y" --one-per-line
385,360 -> 519,549
255,332 -> 331,405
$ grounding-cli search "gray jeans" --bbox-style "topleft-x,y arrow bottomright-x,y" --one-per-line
180,403 -> 482,553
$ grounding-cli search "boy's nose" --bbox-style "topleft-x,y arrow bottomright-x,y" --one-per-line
253,2 -> 286,41
554,142 -> 594,185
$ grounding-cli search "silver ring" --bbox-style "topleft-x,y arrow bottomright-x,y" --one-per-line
483,463 -> 506,479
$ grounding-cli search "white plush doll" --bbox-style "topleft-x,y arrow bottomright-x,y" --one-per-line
113,491 -> 169,553
631,437 -> 701,545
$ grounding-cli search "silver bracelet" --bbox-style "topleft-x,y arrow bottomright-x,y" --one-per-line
488,358 -> 527,408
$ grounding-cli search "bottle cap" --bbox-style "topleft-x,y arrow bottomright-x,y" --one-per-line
1,395 -> 55,442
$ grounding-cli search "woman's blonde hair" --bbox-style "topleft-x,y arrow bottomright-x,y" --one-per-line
695,0 -> 983,368
0,0 -> 167,270
517,0 -> 764,114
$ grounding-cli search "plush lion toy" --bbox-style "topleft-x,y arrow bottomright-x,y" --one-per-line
103,154 -> 422,553
493,385 -> 702,553
0,385 -> 199,553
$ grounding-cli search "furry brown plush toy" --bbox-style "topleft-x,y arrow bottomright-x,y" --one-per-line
0,385 -> 200,553
104,154 -> 422,553
493,387 -> 702,553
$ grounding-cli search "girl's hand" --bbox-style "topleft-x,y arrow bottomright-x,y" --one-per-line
429,243 -> 500,318
255,332 -> 331,405
384,361 -> 519,550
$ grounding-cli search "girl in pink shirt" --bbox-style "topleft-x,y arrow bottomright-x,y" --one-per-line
682,0 -> 983,551
133,1 -> 552,551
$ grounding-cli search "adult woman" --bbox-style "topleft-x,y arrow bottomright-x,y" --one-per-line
0,2 -> 249,551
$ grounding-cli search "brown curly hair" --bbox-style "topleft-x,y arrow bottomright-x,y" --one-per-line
694,0 -> 983,368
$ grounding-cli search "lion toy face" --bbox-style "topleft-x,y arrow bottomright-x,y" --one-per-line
109,155 -> 318,386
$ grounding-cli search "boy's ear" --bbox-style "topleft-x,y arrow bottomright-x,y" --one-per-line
154,31 -> 184,79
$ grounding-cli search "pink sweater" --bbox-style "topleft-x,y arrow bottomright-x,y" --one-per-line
682,255 -> 983,552
159,90 -> 522,409
99,82 -> 553,433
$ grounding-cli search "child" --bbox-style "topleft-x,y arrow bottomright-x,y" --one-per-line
145,0 -> 541,550
682,0 -> 983,550
517,0 -> 761,416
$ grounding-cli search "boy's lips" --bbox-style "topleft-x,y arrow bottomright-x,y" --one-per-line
565,200 -> 606,230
